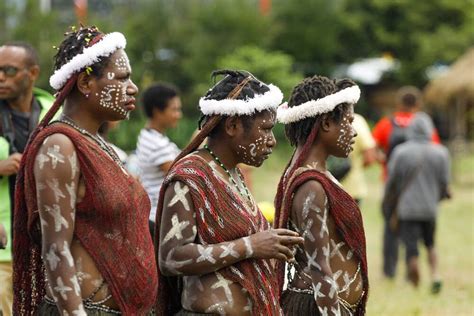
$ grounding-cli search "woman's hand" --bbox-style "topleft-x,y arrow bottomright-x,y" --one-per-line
249,228 -> 304,262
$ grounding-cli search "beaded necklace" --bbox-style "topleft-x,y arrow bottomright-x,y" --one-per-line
204,144 -> 252,204
55,115 -> 125,169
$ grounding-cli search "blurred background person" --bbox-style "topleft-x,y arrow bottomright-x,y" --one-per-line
341,112 -> 377,206
136,83 -> 182,234
383,112 -> 451,293
0,41 -> 54,316
372,86 -> 440,279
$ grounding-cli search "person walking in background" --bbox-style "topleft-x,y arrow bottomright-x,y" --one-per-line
383,112 -> 451,294
136,83 -> 182,233
0,41 -> 54,316
341,113 -> 377,206
372,86 -> 440,279
13,26 -> 157,315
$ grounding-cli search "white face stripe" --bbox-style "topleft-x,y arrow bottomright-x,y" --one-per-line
98,84 -> 128,116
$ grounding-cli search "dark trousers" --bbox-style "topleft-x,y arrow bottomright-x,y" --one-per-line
383,219 -> 399,278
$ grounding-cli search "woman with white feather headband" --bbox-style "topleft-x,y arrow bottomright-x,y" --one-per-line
154,69 -> 304,315
274,75 -> 369,316
13,26 -> 157,315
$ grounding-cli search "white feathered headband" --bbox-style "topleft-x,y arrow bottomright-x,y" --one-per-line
277,85 -> 361,124
199,74 -> 283,116
49,32 -> 126,90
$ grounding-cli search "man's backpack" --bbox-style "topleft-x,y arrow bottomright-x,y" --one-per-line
386,117 -> 408,161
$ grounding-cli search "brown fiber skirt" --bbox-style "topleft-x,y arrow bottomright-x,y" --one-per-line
281,289 -> 321,316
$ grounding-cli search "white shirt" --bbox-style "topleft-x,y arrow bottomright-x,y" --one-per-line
136,128 -> 180,221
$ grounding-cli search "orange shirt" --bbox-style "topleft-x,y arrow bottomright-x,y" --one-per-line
372,111 -> 440,179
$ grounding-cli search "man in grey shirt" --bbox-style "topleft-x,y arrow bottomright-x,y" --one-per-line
383,112 -> 451,293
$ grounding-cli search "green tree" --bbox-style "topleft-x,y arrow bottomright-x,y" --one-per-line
217,45 -> 303,97
338,0 -> 474,84
271,0 -> 343,76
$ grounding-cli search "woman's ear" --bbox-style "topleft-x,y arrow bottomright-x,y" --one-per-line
76,72 -> 94,96
224,116 -> 243,137
320,114 -> 332,132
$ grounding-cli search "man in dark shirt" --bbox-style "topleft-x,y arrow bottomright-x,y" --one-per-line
0,41 -> 53,316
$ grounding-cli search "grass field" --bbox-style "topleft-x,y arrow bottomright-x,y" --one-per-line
252,147 -> 474,316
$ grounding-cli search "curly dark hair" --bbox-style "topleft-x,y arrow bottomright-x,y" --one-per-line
285,76 -> 356,146
53,26 -> 111,78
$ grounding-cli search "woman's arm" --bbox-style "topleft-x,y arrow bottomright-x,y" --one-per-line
292,180 -> 343,316
34,133 -> 85,316
159,181 -> 303,276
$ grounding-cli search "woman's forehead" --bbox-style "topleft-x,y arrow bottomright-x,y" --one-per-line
258,109 -> 276,121
107,49 -> 130,70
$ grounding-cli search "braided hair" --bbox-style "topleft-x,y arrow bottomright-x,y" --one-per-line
22,26 -> 110,150
172,69 -> 271,168
53,26 -> 110,77
274,75 -> 356,230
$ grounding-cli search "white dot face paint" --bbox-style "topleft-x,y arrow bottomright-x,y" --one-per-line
99,84 -> 127,117
235,110 -> 276,167
114,56 -> 129,72
95,50 -> 135,120
335,106 -> 356,157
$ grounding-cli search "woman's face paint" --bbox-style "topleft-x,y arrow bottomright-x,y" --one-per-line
333,105 -> 356,157
94,49 -> 138,120
236,109 -> 277,167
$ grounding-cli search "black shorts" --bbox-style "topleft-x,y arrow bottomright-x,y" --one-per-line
399,219 -> 436,260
